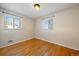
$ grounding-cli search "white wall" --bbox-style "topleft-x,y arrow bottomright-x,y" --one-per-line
35,6 -> 79,50
0,10 -> 34,48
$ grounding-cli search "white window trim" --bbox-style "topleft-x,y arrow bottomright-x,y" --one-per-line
42,17 -> 53,30
4,15 -> 21,30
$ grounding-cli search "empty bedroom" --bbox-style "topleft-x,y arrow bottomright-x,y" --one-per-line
0,3 -> 79,56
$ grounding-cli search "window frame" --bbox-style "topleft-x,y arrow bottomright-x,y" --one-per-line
42,17 -> 53,30
4,15 -> 21,30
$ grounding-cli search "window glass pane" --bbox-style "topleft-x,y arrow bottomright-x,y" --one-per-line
48,19 -> 53,29
42,19 -> 48,29
14,17 -> 20,29
5,16 -> 13,29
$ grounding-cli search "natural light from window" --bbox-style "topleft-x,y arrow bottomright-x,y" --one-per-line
42,18 -> 53,29
5,15 -> 21,29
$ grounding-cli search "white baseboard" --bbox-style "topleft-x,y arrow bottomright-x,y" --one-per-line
0,37 -> 33,48
0,37 -> 79,51
35,37 -> 79,51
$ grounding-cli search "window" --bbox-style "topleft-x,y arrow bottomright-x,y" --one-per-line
42,18 -> 53,29
4,15 -> 21,29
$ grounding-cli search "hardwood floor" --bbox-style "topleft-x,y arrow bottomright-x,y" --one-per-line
0,38 -> 79,56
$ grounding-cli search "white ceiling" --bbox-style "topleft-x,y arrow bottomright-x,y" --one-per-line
0,3 -> 79,19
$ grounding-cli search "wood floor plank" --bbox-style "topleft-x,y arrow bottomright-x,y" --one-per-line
0,38 -> 79,56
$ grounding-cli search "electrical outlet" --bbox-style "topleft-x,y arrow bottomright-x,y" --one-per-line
8,40 -> 13,43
